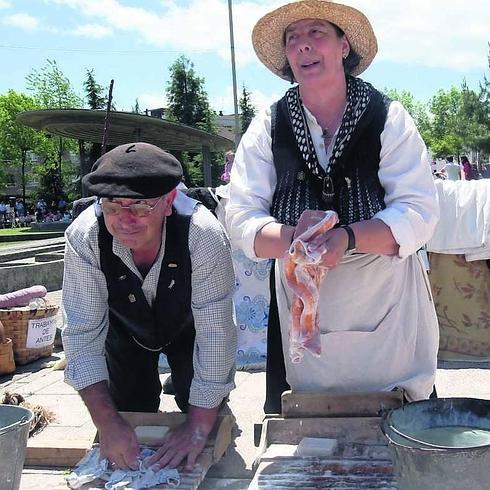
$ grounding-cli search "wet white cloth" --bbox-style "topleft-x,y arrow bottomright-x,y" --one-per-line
66,447 -> 180,489
427,179 -> 490,261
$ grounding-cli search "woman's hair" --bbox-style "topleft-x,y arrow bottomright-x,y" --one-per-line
461,155 -> 469,164
281,22 -> 361,82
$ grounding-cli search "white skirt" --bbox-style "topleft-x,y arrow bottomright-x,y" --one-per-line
276,252 -> 439,401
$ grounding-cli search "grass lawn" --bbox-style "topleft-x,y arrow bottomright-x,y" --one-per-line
0,227 -> 33,236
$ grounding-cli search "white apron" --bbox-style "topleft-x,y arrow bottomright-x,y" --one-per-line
276,253 -> 439,401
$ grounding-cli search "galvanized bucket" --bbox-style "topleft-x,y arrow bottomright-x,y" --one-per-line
382,398 -> 490,490
0,404 -> 34,490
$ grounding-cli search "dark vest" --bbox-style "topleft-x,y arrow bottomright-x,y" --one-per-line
98,211 -> 194,353
271,88 -> 390,226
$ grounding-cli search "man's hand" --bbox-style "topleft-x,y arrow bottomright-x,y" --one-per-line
78,381 -> 139,470
146,404 -> 219,471
98,413 -> 139,470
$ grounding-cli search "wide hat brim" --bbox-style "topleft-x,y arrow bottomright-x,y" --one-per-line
252,0 -> 377,79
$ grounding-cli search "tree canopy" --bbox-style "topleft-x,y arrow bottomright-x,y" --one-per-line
165,55 -> 216,133
239,85 -> 256,135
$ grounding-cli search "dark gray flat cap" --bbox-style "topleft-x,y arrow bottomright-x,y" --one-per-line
82,142 -> 183,198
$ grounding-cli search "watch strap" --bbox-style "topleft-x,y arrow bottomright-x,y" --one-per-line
341,224 -> 356,252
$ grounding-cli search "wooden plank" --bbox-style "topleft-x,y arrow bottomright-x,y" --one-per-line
25,412 -> 235,469
249,458 -> 396,489
281,390 -> 403,418
252,416 -> 396,489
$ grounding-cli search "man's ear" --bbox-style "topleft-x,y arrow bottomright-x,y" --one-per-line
163,189 -> 177,217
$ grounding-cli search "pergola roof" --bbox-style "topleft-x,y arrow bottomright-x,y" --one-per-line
17,109 -> 234,152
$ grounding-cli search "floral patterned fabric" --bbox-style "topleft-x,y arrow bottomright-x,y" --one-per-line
429,253 -> 490,357
232,249 -> 271,368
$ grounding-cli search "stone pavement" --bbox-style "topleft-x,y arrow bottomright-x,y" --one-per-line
0,289 -> 489,489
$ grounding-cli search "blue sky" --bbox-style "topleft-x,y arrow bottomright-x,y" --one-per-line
1,0 -> 488,114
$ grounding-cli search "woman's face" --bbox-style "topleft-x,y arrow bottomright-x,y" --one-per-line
284,19 -> 349,86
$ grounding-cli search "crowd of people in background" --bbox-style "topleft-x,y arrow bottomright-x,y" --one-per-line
0,196 -> 72,228
430,155 -> 487,181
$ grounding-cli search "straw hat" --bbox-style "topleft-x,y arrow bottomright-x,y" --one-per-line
252,0 -> 377,79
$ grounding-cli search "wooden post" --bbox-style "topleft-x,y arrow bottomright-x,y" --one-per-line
202,145 -> 212,187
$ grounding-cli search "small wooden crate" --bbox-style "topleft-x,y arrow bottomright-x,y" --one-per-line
0,338 -> 16,374
0,303 -> 59,365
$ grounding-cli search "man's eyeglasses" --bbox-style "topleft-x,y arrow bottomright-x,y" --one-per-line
100,196 -> 164,217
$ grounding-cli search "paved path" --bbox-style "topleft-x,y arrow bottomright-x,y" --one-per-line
1,347 -> 489,489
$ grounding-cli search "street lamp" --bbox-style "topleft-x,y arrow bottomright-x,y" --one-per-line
227,0 -> 241,148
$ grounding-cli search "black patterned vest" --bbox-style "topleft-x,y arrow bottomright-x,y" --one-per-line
271,89 -> 391,226
98,211 -> 195,354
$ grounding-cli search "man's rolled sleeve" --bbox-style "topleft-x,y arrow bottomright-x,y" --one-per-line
62,210 -> 111,392
188,207 -> 237,408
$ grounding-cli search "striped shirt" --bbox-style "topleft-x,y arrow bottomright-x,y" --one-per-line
61,198 -> 236,409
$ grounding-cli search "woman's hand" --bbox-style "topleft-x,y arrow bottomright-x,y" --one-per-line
294,210 -> 348,269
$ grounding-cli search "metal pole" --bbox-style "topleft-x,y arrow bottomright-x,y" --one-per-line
227,0 -> 241,148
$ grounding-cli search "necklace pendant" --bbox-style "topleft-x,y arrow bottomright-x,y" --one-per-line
322,175 -> 335,204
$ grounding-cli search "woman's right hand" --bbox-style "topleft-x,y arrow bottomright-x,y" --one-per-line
98,414 -> 140,470
293,210 -> 329,240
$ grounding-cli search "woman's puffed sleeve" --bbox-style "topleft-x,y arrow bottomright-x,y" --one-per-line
374,101 -> 439,259
226,109 -> 278,260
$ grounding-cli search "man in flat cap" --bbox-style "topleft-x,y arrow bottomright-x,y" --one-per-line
62,142 -> 236,470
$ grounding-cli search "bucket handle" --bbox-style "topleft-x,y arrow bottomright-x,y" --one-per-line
383,417 -> 475,451
0,414 -> 32,437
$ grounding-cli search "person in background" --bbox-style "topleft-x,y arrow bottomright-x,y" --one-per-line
62,142 -> 236,470
444,156 -> 461,181
226,0 -> 440,413
461,155 -> 475,180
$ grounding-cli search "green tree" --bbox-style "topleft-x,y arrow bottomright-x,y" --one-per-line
0,90 -> 55,204
428,87 -> 465,157
25,59 -> 82,200
239,85 -> 256,134
385,88 -> 431,145
165,55 -> 216,133
132,98 -> 141,114
26,59 -> 83,109
83,69 -> 106,109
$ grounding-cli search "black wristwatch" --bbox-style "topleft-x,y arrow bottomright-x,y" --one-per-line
340,224 -> 356,253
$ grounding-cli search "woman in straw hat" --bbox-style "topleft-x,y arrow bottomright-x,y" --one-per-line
226,0 -> 440,413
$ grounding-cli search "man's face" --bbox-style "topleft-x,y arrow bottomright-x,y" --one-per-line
102,190 -> 176,253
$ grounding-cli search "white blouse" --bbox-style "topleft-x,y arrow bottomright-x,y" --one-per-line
226,96 -> 440,401
226,100 -> 439,261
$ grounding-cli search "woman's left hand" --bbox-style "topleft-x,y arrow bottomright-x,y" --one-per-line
294,210 -> 349,269
307,226 -> 349,269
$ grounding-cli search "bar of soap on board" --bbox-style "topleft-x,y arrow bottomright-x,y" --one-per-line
295,437 -> 338,457
134,425 -> 170,445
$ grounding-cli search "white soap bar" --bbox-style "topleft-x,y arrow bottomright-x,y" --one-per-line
263,444 -> 298,458
134,425 -> 170,445
295,437 -> 338,457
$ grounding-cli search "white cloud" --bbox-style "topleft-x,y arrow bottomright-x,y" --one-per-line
44,0 -> 489,71
345,0 -> 489,70
3,12 -> 39,30
0,1 -> 11,9
132,92 -> 168,112
210,84 -> 284,114
73,23 -> 113,38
